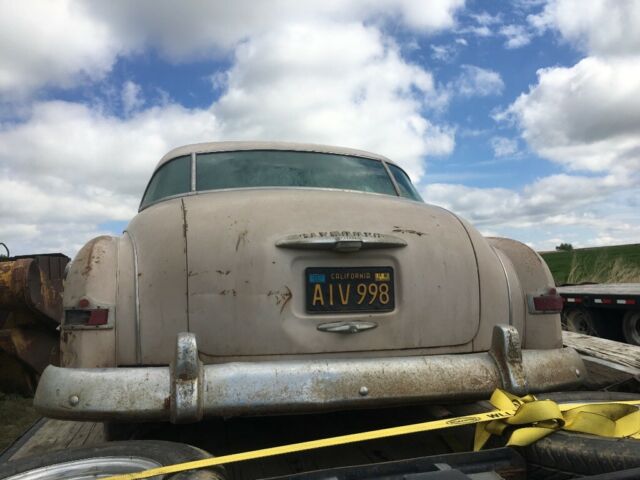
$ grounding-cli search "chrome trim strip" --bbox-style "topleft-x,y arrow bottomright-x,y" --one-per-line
190,152 -> 196,191
124,230 -> 142,364
276,232 -> 407,251
157,143 -> 397,172
138,185 -> 423,212
492,247 -> 513,326
381,160 -> 402,197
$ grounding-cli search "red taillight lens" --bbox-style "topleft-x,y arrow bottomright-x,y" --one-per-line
65,308 -> 109,326
88,309 -> 109,325
529,288 -> 563,314
533,294 -> 563,312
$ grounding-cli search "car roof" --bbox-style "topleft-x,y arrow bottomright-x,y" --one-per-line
155,141 -> 398,171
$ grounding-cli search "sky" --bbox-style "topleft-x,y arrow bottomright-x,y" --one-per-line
1,0 -> 639,256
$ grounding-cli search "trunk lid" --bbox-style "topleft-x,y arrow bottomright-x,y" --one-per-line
183,189 -> 480,358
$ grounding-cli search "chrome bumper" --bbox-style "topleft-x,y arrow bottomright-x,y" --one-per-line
34,326 -> 585,423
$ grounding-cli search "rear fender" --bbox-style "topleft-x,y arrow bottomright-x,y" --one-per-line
62,236 -> 118,367
488,237 -> 561,349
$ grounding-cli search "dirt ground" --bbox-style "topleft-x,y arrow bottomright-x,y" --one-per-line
0,393 -> 40,452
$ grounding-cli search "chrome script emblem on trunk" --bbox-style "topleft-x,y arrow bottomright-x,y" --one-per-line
275,231 -> 407,253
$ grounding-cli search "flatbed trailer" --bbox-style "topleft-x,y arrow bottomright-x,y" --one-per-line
1,333 -> 639,480
557,283 -> 640,345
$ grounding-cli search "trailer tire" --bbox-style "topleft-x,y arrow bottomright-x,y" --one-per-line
622,311 -> 640,345
0,440 -> 226,480
562,307 -> 602,336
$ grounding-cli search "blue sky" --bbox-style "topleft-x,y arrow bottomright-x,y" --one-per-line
1,0 -> 639,256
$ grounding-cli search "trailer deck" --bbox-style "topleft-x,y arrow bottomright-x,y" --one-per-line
557,283 -> 640,307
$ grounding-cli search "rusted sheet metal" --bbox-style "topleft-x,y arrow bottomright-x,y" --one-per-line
0,327 -> 59,374
0,256 -> 67,326
0,253 -> 69,394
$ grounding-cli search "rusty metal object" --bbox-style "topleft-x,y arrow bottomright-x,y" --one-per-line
34,326 -> 585,423
489,325 -> 527,395
170,332 -> 203,423
0,253 -> 68,395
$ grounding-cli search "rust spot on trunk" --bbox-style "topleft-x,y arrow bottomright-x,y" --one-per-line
235,230 -> 248,251
392,227 -> 425,237
271,286 -> 292,313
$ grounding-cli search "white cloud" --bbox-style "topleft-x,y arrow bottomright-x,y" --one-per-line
0,100 -> 220,254
0,0 -> 120,96
0,0 -> 466,97
1,20 -> 455,255
490,136 -> 519,157
0,100 -> 219,197
430,38 -> 468,62
499,24 -> 532,48
457,10 -> 501,37
3,0 -> 638,258
498,56 -> 640,175
517,2 -> 640,176
470,11 -> 502,26
431,44 -> 458,62
121,81 -> 145,115
90,0 -> 466,60
453,65 -> 504,97
529,0 -> 640,56
422,173 -> 640,249
457,25 -> 493,37
455,1 -> 640,249
212,23 -> 454,181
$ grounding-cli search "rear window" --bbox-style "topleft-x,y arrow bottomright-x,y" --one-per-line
388,164 -> 423,201
140,155 -> 191,209
139,150 -> 423,209
196,150 -> 397,196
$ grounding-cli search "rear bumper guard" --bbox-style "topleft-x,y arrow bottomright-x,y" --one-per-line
34,325 -> 585,423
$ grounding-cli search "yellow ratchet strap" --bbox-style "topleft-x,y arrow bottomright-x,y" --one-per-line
473,389 -> 640,450
105,390 -> 640,480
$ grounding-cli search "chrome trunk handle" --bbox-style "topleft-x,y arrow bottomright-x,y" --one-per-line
276,232 -> 406,253
316,321 -> 377,333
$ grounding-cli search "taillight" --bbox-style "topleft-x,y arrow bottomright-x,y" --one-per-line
65,308 -> 109,327
528,288 -> 563,314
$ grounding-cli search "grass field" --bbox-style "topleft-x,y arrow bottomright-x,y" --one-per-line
540,243 -> 640,285
0,392 -> 40,451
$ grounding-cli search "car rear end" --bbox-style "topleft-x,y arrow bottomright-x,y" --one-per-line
34,142 -> 585,423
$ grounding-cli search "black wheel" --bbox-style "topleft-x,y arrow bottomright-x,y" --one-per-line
562,308 -> 601,336
0,440 -> 226,480
622,311 -> 640,346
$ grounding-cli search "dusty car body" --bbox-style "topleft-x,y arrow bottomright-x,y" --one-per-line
34,142 -> 584,423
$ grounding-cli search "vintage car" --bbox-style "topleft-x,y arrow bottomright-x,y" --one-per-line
34,141 -> 585,423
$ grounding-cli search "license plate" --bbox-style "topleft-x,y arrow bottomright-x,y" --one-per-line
305,267 -> 395,313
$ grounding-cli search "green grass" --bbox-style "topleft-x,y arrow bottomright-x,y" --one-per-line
540,243 -> 640,285
0,392 -> 40,451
